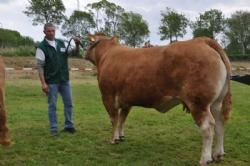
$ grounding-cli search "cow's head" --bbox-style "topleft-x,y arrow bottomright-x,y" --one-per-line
84,33 -> 119,65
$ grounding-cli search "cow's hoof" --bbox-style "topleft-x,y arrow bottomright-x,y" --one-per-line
0,139 -> 11,147
213,153 -> 225,162
199,160 -> 213,166
119,136 -> 125,142
110,139 -> 119,144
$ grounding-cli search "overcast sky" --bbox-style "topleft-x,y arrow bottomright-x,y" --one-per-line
0,0 -> 250,45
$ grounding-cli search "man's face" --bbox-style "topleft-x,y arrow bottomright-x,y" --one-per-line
43,26 -> 55,41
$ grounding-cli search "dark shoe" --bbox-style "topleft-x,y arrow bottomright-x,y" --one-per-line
61,128 -> 76,134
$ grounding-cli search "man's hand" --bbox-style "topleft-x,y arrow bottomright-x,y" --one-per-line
73,37 -> 81,46
42,83 -> 49,94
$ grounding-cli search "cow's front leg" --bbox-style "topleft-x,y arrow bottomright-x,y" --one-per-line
102,96 -> 120,144
118,108 -> 130,141
110,109 -> 120,144
0,126 -> 10,146
109,107 -> 132,143
0,90 -> 11,146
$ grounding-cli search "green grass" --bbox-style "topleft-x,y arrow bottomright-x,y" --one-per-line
0,79 -> 249,166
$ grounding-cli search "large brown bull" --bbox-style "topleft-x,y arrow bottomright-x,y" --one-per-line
0,56 -> 10,146
85,34 -> 232,166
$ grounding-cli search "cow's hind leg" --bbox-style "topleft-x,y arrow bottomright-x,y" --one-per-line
191,107 -> 215,166
211,101 -> 225,162
102,96 -> 120,144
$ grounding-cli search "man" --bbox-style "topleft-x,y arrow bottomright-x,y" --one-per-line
35,23 -> 80,136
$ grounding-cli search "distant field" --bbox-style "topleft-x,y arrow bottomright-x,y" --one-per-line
0,78 -> 249,166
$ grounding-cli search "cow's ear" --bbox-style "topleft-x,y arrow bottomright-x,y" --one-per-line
111,36 -> 119,44
90,37 -> 95,42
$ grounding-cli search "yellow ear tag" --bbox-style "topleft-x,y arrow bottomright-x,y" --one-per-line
90,36 -> 95,42
111,36 -> 119,43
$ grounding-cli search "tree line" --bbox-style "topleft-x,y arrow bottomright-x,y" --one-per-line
19,0 -> 250,56
0,28 -> 34,48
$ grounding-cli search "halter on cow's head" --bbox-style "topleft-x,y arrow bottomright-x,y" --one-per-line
84,33 -> 119,65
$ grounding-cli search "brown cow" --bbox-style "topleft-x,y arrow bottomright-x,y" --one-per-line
85,34 -> 231,166
0,56 -> 10,146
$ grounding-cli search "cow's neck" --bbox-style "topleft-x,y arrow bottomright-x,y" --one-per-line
94,47 -> 110,68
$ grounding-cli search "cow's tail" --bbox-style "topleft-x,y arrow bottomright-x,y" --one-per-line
201,37 -> 232,121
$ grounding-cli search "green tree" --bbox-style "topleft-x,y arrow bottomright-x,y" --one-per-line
192,26 -> 213,38
103,3 -> 124,36
192,9 -> 225,39
159,7 -> 189,43
86,0 -> 124,35
21,36 -> 35,46
118,11 -> 149,47
61,10 -> 95,38
226,11 -> 250,56
23,0 -> 65,26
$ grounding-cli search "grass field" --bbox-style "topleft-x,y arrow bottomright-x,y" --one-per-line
0,78 -> 249,166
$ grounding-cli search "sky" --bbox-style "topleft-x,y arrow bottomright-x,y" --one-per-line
0,0 -> 250,45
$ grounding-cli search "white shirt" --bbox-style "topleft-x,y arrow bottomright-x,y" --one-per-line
35,39 -> 56,61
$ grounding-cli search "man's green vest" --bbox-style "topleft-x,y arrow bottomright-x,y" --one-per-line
38,39 -> 69,84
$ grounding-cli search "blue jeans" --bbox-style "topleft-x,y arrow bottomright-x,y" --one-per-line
47,81 -> 74,133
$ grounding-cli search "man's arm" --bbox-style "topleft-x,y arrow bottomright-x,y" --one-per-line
35,48 -> 48,94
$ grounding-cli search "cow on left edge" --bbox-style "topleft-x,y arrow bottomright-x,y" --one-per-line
0,56 -> 11,146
